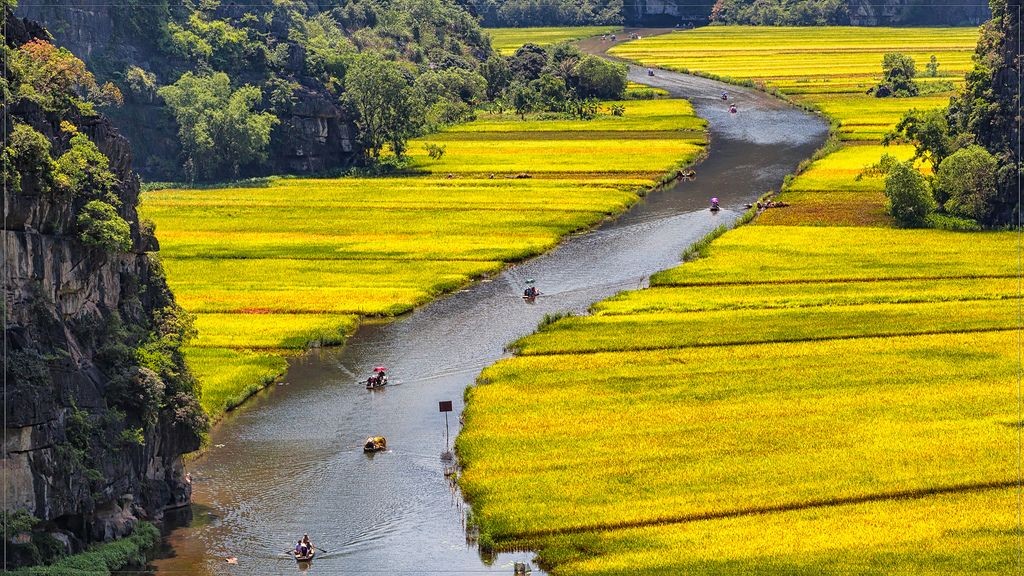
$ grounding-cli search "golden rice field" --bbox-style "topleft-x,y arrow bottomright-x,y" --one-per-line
536,487 -> 1019,575
458,226 -> 1019,572
609,26 -> 979,227
487,26 -> 620,55
142,99 -> 706,417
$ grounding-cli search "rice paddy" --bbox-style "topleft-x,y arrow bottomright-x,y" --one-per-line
457,26 -> 1018,575
142,99 -> 706,417
487,26 -> 620,55
609,26 -> 979,226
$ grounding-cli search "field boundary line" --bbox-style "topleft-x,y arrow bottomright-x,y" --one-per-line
598,291 -> 1024,313
498,479 -> 1020,544
517,326 -> 1020,357
656,273 -> 1021,288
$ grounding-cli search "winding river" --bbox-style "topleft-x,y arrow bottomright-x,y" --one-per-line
153,44 -> 828,575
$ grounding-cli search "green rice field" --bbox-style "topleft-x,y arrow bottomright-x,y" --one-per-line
458,26 -> 1017,574
487,26 -> 620,55
142,99 -> 706,417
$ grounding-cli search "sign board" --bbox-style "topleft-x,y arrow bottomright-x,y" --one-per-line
438,400 -> 453,413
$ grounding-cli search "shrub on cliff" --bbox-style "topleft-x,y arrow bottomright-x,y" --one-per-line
76,200 -> 132,252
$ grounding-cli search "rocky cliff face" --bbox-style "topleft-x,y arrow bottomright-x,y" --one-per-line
16,0 -> 358,181
3,11 -> 206,568
847,0 -> 989,25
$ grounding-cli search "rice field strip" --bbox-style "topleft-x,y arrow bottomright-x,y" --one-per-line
652,273 -> 1023,288
496,478 -> 1019,544
510,325 -> 1021,357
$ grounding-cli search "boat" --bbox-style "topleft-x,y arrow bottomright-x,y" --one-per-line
365,374 -> 388,389
294,549 -> 315,563
364,436 -> 387,452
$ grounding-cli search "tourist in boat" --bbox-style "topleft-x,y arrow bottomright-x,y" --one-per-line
302,534 -> 313,554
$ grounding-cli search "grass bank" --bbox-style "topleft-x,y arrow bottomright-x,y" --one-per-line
458,26 -> 1017,574
9,522 -> 159,576
141,98 -> 707,418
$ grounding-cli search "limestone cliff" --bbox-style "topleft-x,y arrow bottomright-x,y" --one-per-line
3,10 -> 207,568
16,0 -> 358,180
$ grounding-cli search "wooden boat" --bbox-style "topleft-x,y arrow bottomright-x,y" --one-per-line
294,549 -> 315,563
363,436 -> 387,452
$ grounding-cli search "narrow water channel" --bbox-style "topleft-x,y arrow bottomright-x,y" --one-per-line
153,66 -> 827,575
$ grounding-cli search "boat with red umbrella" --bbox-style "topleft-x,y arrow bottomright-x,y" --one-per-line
365,366 -> 388,389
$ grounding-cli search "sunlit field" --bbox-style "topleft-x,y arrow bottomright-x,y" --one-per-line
461,27 -> 1010,568
142,100 -> 706,417
458,227 -> 1018,571
537,487 -> 1019,575
487,26 -> 620,55
609,26 -> 979,226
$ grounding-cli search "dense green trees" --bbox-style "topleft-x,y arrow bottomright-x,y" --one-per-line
711,0 -> 848,24
158,72 -> 278,181
344,53 -> 423,158
883,0 -> 1020,226
457,0 -> 624,26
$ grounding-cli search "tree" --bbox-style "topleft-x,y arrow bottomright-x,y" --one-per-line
481,55 -> 512,99
883,108 -> 956,164
934,145 -> 998,222
509,44 -> 548,83
158,72 -> 278,180
10,39 -> 122,113
344,52 -> 423,159
884,161 -> 935,227
508,82 -> 537,119
875,52 -> 918,97
572,55 -> 626,100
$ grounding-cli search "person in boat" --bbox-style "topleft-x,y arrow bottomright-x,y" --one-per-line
721,91 -> 728,100
376,370 -> 386,386
524,286 -> 538,298
729,104 -> 737,113
302,534 -> 313,554
711,197 -> 720,210
295,539 -> 305,557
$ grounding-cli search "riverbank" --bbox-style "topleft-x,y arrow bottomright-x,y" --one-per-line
457,26 -> 1017,574
141,99 -> 707,419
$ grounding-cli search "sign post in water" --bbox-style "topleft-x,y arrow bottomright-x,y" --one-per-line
439,400 -> 453,460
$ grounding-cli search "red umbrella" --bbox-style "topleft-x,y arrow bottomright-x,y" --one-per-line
373,366 -> 387,373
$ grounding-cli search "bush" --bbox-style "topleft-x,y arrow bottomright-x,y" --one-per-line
884,161 -> 934,227
874,52 -> 918,97
53,134 -> 118,202
107,367 -> 164,427
10,522 -> 159,576
77,200 -> 132,252
934,145 -> 998,223
926,212 -> 983,231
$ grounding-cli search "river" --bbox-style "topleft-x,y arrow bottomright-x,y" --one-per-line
153,55 -> 828,576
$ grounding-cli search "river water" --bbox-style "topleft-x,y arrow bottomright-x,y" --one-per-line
153,64 -> 827,575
